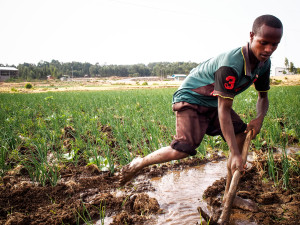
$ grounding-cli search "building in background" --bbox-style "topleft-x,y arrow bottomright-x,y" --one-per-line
60,75 -> 71,81
275,67 -> 286,76
171,74 -> 187,81
0,67 -> 18,81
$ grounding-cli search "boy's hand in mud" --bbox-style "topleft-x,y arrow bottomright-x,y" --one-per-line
231,153 -> 244,174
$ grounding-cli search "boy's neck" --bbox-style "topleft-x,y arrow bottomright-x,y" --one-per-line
248,47 -> 260,71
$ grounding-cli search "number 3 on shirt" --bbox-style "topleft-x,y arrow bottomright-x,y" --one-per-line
224,76 -> 236,90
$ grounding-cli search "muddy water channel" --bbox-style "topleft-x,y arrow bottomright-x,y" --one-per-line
147,160 -> 257,225
99,159 -> 257,225
147,160 -> 227,224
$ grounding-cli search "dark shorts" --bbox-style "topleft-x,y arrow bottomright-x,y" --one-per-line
170,102 -> 247,156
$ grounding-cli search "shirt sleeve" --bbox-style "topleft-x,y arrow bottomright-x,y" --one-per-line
254,65 -> 270,92
213,66 -> 238,99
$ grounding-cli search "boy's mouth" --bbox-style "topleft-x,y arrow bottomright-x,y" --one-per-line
260,53 -> 271,60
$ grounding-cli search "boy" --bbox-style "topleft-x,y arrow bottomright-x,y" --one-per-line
119,14 -> 283,208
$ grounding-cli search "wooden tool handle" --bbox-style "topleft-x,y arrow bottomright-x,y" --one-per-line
241,130 -> 253,165
218,130 -> 253,225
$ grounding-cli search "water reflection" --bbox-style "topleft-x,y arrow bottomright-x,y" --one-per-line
148,161 -> 228,224
148,160 -> 257,225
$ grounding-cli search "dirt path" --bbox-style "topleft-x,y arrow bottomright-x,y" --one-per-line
1,75 -> 299,93
270,74 -> 300,86
0,78 -> 181,93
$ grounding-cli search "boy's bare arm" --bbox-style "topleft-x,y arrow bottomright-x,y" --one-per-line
245,91 -> 269,138
218,96 -> 243,173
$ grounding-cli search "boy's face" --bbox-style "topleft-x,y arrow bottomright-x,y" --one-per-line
250,24 -> 283,62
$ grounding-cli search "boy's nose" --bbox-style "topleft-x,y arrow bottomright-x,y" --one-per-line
265,45 -> 275,54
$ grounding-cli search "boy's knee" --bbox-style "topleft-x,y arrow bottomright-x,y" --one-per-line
170,140 -> 197,156
170,147 -> 189,159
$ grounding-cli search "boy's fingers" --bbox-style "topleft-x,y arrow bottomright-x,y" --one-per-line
233,165 -> 243,173
242,164 -> 247,175
251,130 -> 257,139
233,163 -> 246,173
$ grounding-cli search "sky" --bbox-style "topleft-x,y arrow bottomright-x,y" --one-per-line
1,0 -> 300,75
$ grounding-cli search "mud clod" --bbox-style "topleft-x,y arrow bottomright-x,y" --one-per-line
133,193 -> 160,214
257,192 -> 280,204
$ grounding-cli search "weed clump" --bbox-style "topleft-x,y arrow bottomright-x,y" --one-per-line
271,79 -> 282,85
25,83 -> 33,89
11,88 -> 18,92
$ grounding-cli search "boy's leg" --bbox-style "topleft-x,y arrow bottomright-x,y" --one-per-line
119,146 -> 188,185
119,102 -> 206,185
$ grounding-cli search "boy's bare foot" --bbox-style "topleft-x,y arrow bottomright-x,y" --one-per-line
232,195 -> 258,212
119,157 -> 143,186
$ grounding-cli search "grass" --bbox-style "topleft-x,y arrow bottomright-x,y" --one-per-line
281,147 -> 290,189
75,201 -> 106,225
0,86 -> 299,187
267,148 -> 279,186
75,202 -> 93,225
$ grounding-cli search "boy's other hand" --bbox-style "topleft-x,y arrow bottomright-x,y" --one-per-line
245,118 -> 263,139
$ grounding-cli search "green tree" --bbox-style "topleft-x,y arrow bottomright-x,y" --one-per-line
15,60 -> 200,80
89,65 -> 99,77
289,62 -> 296,74
285,57 -> 289,70
50,65 -> 58,78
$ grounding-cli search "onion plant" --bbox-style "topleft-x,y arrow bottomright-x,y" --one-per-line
281,148 -> 290,189
267,148 -> 278,186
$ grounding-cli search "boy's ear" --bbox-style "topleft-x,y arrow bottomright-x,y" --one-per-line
250,31 -> 255,41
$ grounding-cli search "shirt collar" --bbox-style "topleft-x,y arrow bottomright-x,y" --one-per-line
241,43 -> 265,77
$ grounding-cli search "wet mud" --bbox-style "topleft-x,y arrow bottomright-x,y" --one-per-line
203,149 -> 300,225
0,163 -> 162,225
1,149 -> 299,225
0,155 -> 220,225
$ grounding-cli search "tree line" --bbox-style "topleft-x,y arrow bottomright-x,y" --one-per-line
2,57 -> 299,81
0,60 -> 198,81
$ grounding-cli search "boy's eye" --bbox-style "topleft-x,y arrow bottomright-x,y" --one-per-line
260,41 -> 267,45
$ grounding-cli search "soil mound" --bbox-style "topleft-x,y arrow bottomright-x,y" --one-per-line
0,164 -> 160,225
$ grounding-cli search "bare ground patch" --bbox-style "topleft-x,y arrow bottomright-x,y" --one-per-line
1,75 -> 299,93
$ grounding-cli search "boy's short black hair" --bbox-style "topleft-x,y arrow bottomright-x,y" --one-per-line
252,15 -> 283,34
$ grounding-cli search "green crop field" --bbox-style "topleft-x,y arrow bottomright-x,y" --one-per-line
0,86 -> 299,186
